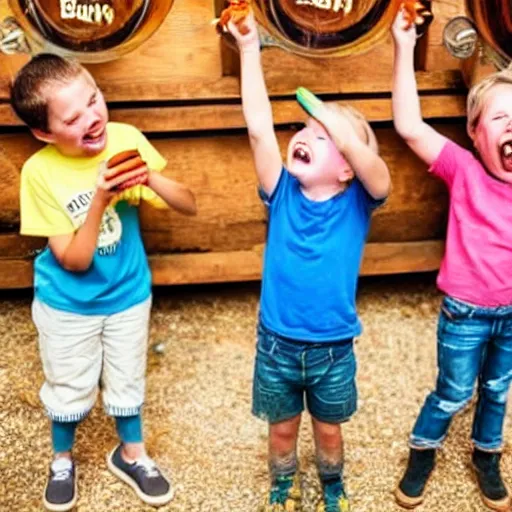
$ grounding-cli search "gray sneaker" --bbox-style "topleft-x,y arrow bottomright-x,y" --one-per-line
43,458 -> 77,512
107,444 -> 174,506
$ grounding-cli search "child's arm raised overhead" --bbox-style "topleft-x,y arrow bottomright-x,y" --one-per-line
391,6 -> 447,165
228,13 -> 282,196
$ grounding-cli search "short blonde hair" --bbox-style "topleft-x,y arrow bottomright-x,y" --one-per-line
467,66 -> 512,135
327,103 -> 379,154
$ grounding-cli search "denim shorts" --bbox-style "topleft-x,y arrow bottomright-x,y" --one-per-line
252,322 -> 357,424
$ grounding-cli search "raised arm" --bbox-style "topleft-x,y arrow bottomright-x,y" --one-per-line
341,135 -> 390,200
391,6 -> 447,166
227,14 -> 282,196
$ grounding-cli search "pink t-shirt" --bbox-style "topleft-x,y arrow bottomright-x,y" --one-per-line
430,140 -> 512,307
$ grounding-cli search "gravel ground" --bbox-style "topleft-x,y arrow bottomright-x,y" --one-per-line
1,274 -> 510,512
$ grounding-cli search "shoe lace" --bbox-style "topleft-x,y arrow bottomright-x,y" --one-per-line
51,459 -> 72,482
135,455 -> 160,479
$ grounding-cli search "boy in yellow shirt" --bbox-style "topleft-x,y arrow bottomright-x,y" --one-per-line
12,53 -> 196,511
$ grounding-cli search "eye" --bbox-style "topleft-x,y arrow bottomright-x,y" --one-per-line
65,116 -> 79,126
88,93 -> 97,107
493,113 -> 505,120
317,136 -> 326,140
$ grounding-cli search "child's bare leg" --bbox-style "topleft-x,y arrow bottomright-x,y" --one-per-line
269,414 -> 301,475
264,414 -> 302,509
312,417 -> 348,508
312,417 -> 344,478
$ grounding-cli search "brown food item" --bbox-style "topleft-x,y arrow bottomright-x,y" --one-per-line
218,0 -> 251,35
106,149 -> 148,191
402,0 -> 431,29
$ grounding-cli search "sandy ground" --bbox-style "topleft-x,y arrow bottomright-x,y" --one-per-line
1,274 -> 511,512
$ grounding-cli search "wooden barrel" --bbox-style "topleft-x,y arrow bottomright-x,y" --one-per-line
0,0 -> 473,288
8,0 -> 174,60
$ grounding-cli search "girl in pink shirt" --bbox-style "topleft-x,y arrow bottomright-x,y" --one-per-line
392,6 -> 512,512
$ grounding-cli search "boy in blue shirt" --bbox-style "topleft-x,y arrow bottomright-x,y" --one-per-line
227,13 -> 391,512
12,54 -> 197,511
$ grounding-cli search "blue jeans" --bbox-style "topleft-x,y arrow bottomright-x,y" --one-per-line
411,296 -> 512,451
252,322 -> 357,424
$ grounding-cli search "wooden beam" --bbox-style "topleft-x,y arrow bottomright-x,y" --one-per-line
0,240 -> 445,289
360,240 -> 444,275
0,94 -> 467,128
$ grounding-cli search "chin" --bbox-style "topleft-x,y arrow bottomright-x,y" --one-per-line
288,160 -> 310,179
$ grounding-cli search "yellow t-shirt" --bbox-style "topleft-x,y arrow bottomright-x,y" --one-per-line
20,122 -> 167,237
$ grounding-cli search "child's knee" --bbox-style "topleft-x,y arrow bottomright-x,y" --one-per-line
312,418 -> 342,449
270,415 -> 301,447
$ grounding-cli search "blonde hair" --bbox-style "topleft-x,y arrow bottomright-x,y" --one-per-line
467,66 -> 512,136
327,103 -> 379,154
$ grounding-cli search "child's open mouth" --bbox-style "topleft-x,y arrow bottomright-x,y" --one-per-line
83,128 -> 106,146
292,143 -> 311,164
500,141 -> 512,172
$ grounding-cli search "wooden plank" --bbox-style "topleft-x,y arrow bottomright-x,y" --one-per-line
0,240 -> 445,289
0,233 -> 45,258
0,94 -> 467,128
360,240 -> 444,275
0,259 -> 33,288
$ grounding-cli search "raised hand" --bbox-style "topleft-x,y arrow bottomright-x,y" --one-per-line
391,4 -> 419,49
296,87 -> 361,153
226,12 -> 260,52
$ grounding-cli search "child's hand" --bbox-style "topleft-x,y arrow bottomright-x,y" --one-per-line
296,88 -> 360,153
227,12 -> 260,53
391,5 -> 418,49
95,162 -> 117,206
95,160 -> 148,204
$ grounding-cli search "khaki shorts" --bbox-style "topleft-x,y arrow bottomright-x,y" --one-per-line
32,296 -> 151,422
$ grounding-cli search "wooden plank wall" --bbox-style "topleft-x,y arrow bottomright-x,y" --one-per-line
0,0 -> 471,288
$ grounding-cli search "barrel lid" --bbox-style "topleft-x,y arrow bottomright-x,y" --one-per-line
251,0 -> 410,57
8,0 -> 174,61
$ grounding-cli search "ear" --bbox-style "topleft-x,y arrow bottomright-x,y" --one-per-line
467,121 -> 477,143
338,166 -> 354,183
31,128 -> 55,144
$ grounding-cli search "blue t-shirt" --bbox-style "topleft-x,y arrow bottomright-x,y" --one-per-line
259,168 -> 383,342
34,201 -> 151,315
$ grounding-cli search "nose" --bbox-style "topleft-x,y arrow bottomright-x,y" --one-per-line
87,115 -> 102,134
300,126 -> 315,140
